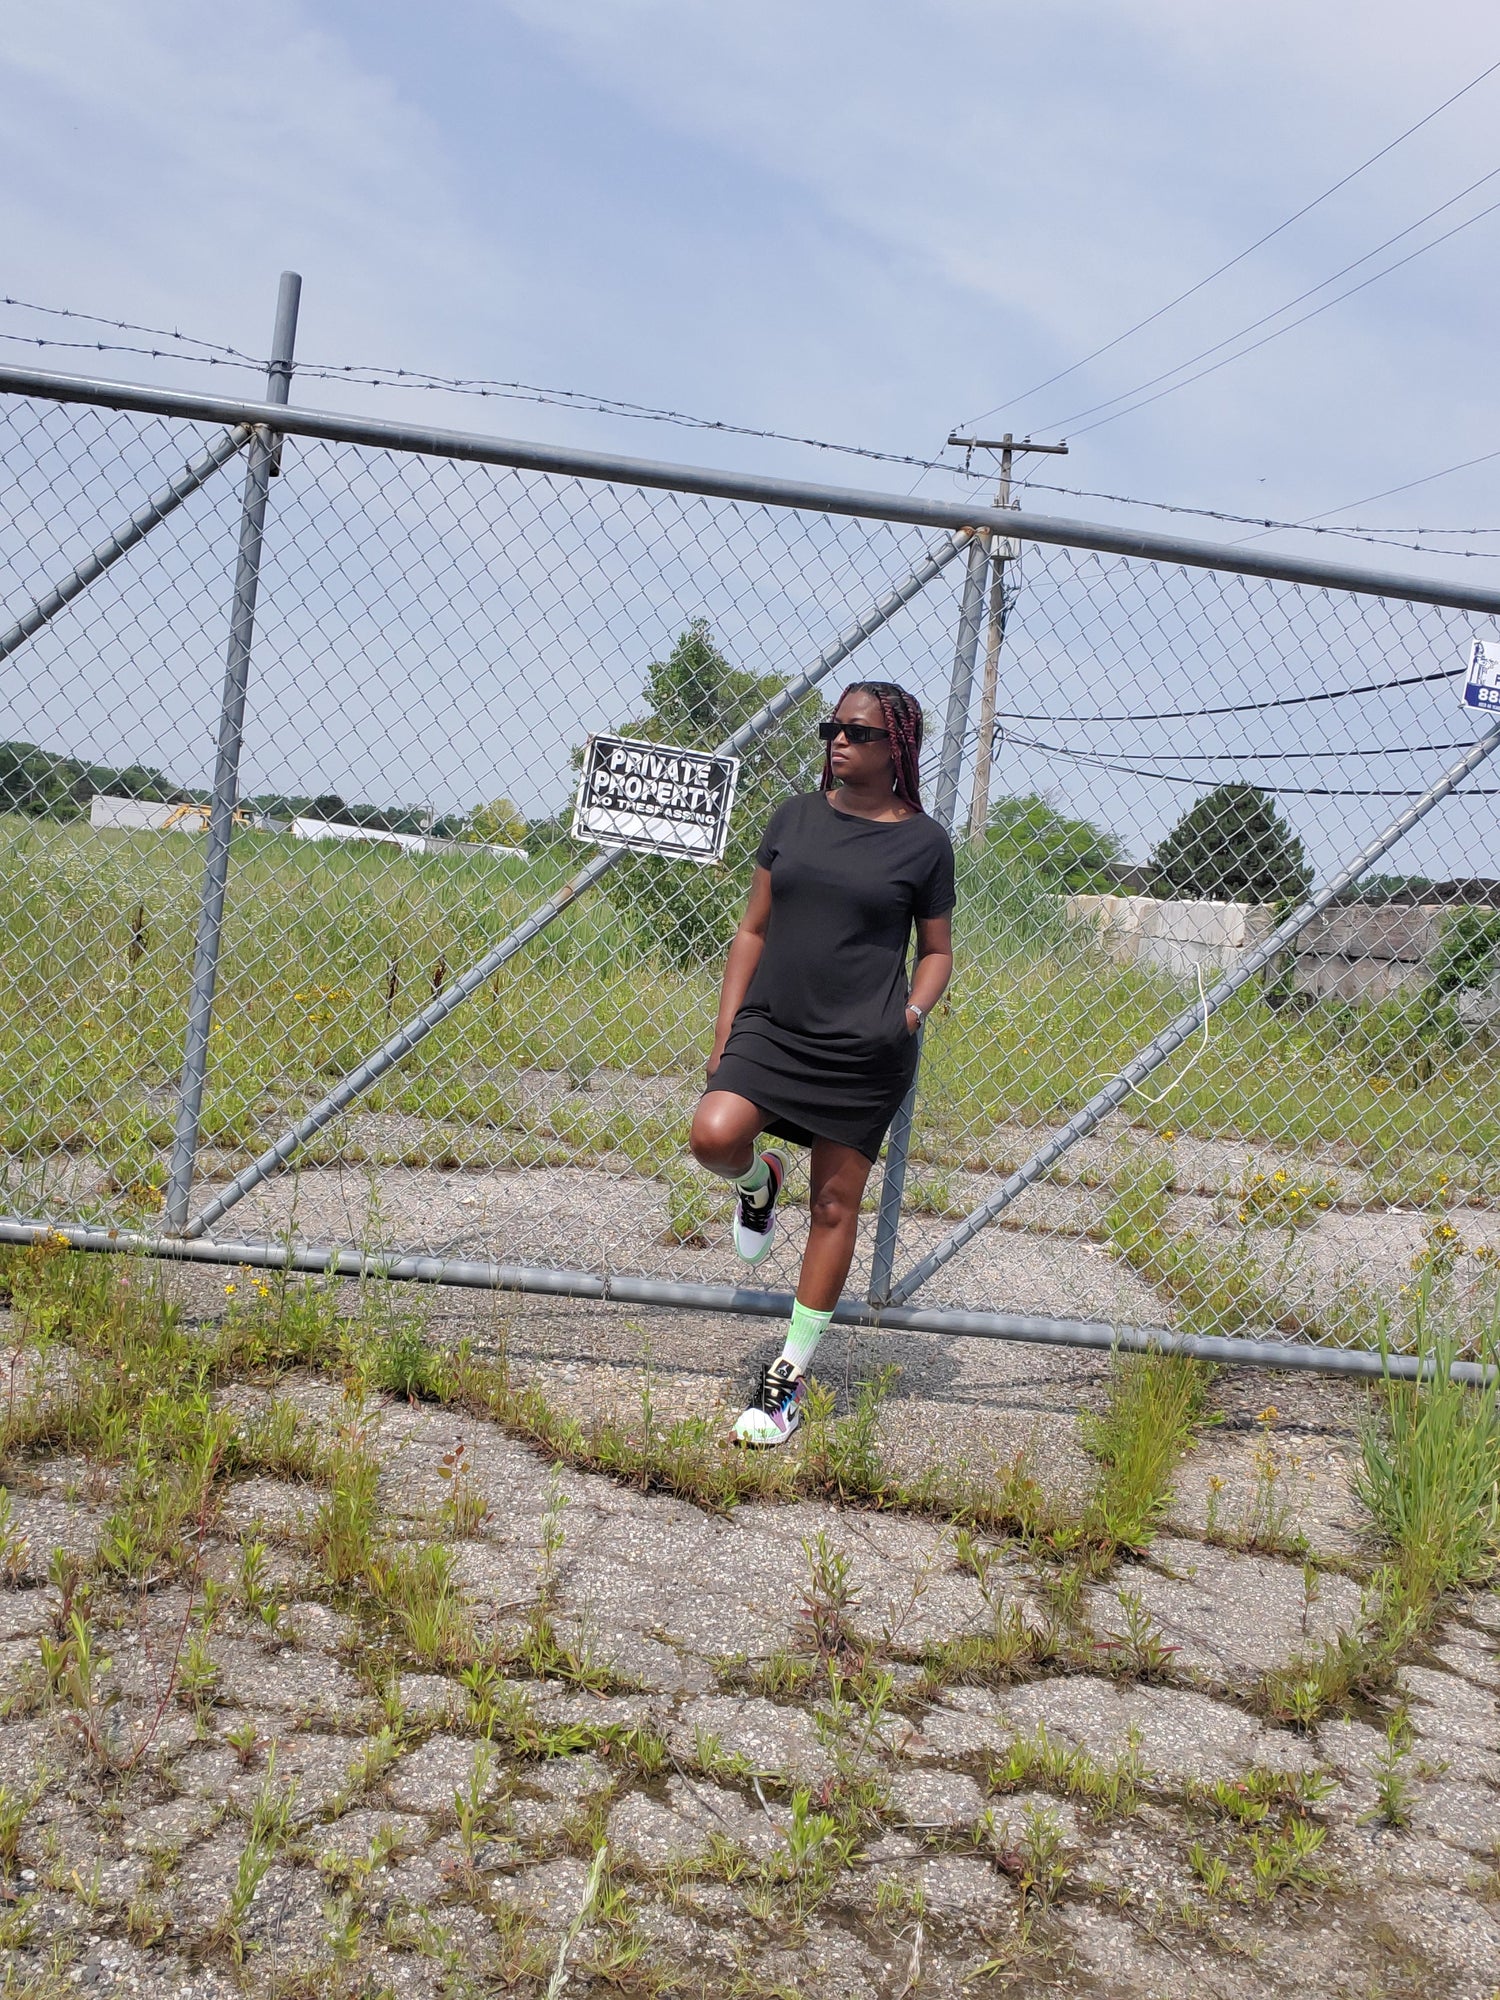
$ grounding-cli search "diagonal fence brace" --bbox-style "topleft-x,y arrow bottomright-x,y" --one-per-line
0,423 -> 252,668
888,718 -> 1500,1308
183,527 -> 973,1240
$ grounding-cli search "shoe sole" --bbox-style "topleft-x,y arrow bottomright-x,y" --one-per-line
733,1417 -> 801,1449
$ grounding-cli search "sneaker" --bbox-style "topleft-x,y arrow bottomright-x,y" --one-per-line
731,1149 -> 786,1265
733,1358 -> 806,1447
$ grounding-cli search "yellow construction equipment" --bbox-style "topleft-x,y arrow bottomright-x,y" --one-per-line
161,802 -> 253,831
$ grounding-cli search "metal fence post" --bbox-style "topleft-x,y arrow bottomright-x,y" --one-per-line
868,532 -> 989,1303
886,716 -> 1500,1307
163,272 -> 301,1231
931,530 -> 990,829
182,529 -> 971,1239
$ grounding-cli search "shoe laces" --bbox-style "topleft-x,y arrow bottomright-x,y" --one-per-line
753,1360 -> 798,1415
738,1163 -> 776,1228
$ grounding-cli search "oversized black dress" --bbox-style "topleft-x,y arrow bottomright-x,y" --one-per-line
709,792 -> 956,1161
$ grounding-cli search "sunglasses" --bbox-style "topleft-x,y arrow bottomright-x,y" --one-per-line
818,719 -> 887,745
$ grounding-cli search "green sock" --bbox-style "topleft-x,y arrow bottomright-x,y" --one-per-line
732,1153 -> 771,1206
779,1300 -> 834,1377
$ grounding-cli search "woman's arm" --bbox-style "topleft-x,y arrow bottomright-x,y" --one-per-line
904,913 -> 954,1032
706,866 -> 773,1078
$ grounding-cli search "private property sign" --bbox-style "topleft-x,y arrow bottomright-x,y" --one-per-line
572,734 -> 740,863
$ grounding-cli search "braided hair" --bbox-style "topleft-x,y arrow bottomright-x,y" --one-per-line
819,681 -> 926,813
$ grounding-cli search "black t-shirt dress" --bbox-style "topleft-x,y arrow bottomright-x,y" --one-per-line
710,791 -> 956,1161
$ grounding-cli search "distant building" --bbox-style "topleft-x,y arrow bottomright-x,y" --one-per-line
290,817 -> 524,860
90,795 -> 197,833
292,815 -> 428,852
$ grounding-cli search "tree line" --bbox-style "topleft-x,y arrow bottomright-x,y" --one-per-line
0,619 -> 1442,913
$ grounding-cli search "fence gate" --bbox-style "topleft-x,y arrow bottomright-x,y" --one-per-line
3,323 -> 1500,1383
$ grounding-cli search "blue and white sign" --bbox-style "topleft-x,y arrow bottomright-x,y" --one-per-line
1463,638 -> 1500,711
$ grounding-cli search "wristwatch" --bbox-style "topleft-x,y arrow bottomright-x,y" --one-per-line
906,1003 -> 925,1026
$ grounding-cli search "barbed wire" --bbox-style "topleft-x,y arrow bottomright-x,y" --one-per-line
1,290 -> 1497,560
0,296 -> 262,364
291,357 -> 994,478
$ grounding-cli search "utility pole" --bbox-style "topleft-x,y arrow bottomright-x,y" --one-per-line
947,433 -> 1068,845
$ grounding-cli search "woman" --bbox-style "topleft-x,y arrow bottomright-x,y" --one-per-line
689,681 -> 955,1446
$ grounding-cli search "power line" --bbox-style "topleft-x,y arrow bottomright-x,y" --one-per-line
1036,163 -> 1500,434
1011,473 -> 1500,558
1231,444 -> 1500,549
959,55 -> 1500,428
994,664 -> 1460,727
1003,738 -> 1476,762
1003,728 -> 1499,796
1040,180 -> 1500,440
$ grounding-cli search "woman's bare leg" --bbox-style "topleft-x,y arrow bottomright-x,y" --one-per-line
688,1090 -> 766,1179
729,1137 -> 872,1444
796,1138 -> 874,1310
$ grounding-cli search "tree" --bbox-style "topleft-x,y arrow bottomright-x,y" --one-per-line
0,740 -> 187,820
463,797 -> 529,848
1149,783 -> 1311,904
986,793 -> 1122,889
600,619 -> 804,968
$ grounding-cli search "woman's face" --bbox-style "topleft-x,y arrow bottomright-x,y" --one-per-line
828,690 -> 893,788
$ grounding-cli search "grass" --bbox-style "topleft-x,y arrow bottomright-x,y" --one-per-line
1101,1146 -> 1295,1343
1259,1278 -> 1500,1725
2,1233 -> 1495,1752
1356,1318 -> 1500,1614
989,1724 -> 1147,1818
1080,1345 -> 1214,1553
5,814 -> 1500,1236
8,1231 -> 1500,1984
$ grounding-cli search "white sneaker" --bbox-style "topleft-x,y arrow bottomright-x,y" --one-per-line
733,1358 -> 807,1447
731,1149 -> 786,1265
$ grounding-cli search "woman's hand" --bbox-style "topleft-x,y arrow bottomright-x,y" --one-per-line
706,1038 -> 727,1082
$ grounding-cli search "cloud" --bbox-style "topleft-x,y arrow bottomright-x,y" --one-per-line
492,0 -> 1500,478
0,1 -> 500,374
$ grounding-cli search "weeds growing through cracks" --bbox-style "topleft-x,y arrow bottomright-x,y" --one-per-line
217,1748 -> 300,1962
1080,1347 -> 1214,1555
1259,1279 -> 1500,1726
4,1232 -> 1500,1983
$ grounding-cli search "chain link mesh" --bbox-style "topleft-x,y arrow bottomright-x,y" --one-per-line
3,385 -> 1498,1360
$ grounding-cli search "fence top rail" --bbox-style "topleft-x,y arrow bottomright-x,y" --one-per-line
5,356 -> 1500,618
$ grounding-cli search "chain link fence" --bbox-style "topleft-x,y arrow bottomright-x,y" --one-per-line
3,348 -> 1500,1374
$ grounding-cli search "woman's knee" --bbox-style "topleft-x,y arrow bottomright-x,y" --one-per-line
809,1187 -> 857,1234
690,1101 -> 757,1175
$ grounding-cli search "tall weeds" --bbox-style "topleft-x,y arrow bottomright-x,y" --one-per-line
1081,1350 -> 1214,1553
1357,1312 -> 1500,1618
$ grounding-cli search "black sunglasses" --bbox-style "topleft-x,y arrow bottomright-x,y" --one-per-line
818,719 -> 887,745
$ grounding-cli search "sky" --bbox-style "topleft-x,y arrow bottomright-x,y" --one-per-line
4,0 -> 1500,871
